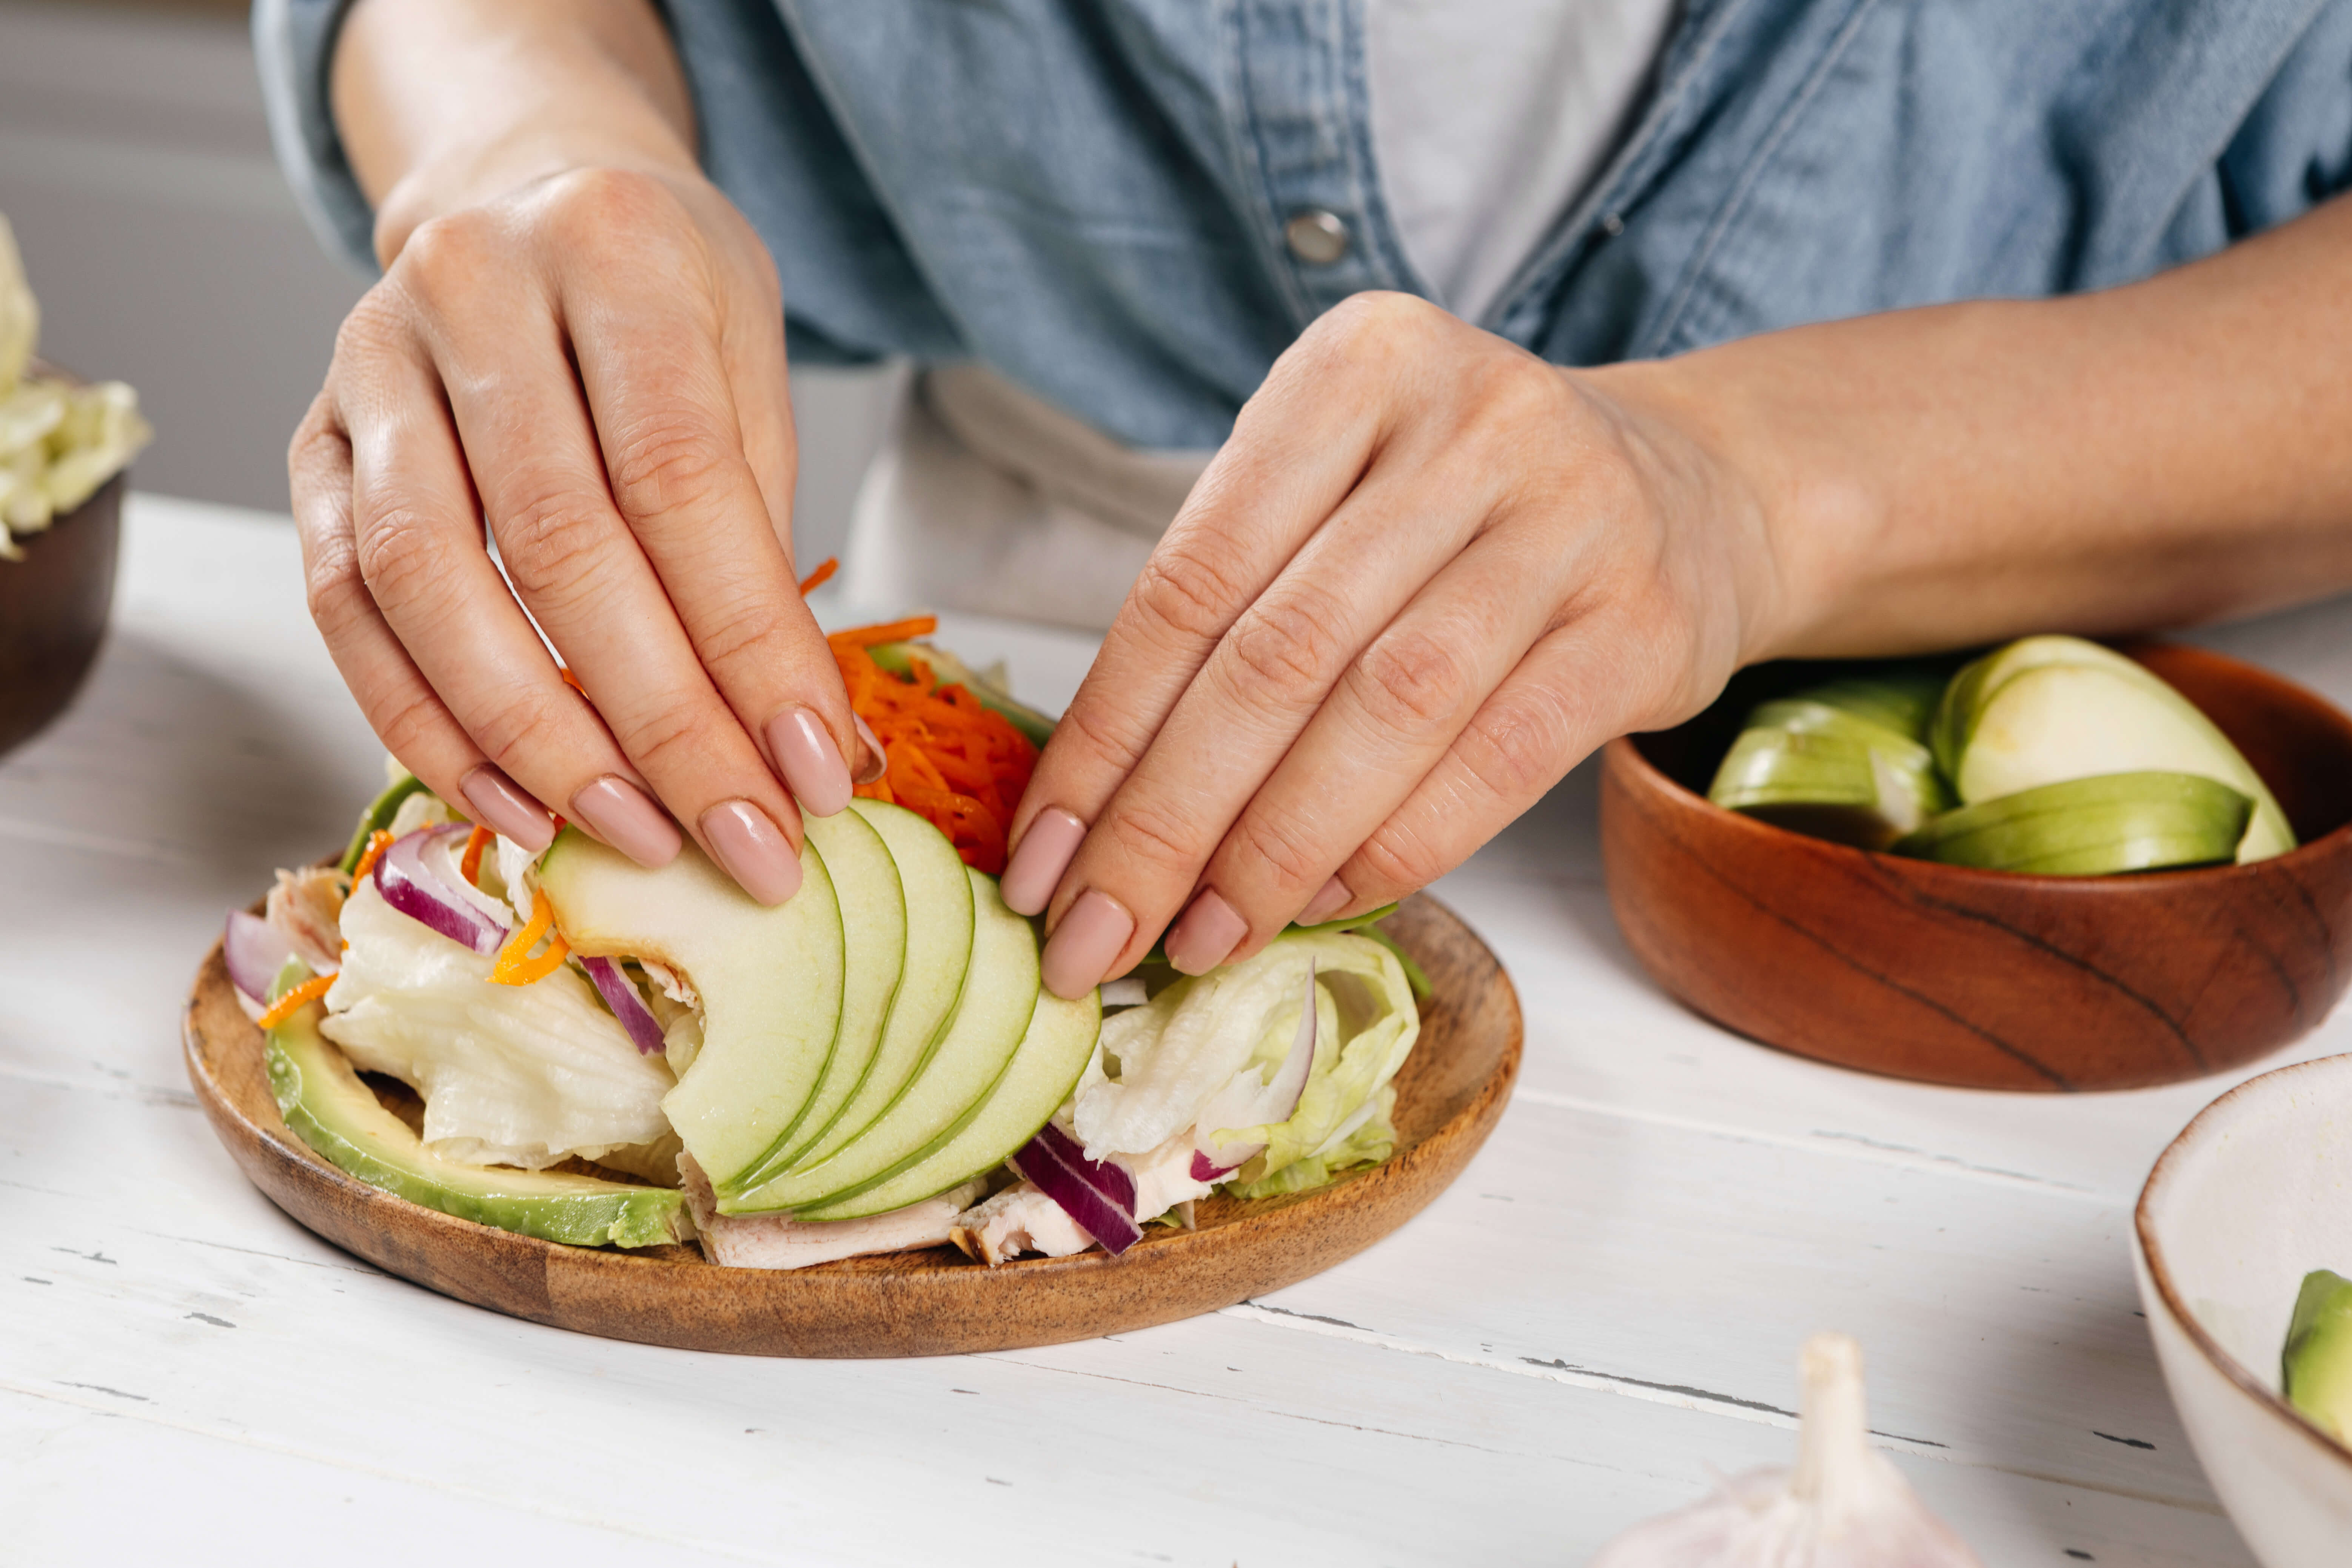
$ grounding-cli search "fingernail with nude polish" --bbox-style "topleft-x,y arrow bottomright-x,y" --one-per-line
766,706 -> 853,818
569,776 -> 682,869
1164,889 -> 1249,976
701,800 -> 803,906
1299,875 -> 1353,926
1000,807 -> 1086,916
460,765 -> 555,854
1041,889 -> 1135,1000
852,714 -> 887,786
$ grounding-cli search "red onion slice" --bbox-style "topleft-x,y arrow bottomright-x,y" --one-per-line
1193,960 -> 1319,1178
374,824 -> 508,955
223,910 -> 299,1003
1031,1120 -> 1137,1213
1010,1147 -> 1143,1256
1009,1123 -> 1142,1255
582,955 -> 667,1056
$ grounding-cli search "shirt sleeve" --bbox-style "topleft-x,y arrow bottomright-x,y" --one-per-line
251,0 -> 963,365
253,0 -> 379,276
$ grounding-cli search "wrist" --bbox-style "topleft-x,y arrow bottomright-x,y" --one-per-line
371,133 -> 703,266
1584,349 -> 1875,670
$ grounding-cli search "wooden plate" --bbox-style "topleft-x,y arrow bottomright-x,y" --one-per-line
182,893 -> 1520,1357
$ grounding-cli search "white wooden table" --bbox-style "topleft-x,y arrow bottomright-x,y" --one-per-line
6,494 -> 2349,1566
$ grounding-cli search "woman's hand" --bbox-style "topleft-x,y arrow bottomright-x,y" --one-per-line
999,291 -> 1787,995
291,0 -> 870,903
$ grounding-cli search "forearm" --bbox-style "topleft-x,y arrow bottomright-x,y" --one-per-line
331,0 -> 698,265
1609,194 -> 2352,662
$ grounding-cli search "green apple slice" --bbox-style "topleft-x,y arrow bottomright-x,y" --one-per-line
749,798 -> 979,1184
1892,771 -> 2250,875
538,829 -> 844,1189
1710,705 -> 1950,848
2284,1269 -> 2352,1443
795,986 -> 1100,1222
721,867 -> 1038,1213
1936,640 -> 2293,862
265,966 -> 686,1248
758,806 -> 907,1171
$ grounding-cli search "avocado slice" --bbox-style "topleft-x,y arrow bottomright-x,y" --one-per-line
749,798 -> 978,1184
1892,771 -> 2252,876
721,867 -> 1039,1213
2284,1268 -> 2352,1443
264,965 -> 686,1248
538,828 -> 845,1189
338,769 -> 429,873
763,806 -> 908,1171
796,984 -> 1100,1222
1932,637 -> 2293,862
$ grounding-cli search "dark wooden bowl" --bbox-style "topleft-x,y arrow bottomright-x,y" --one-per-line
183,892 -> 1521,1357
0,360 -> 125,758
1600,643 -> 2352,1091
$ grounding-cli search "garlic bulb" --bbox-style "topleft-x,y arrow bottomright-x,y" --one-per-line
1590,1335 -> 1982,1567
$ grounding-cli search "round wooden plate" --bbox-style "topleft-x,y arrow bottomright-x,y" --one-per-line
182,893 -> 1520,1357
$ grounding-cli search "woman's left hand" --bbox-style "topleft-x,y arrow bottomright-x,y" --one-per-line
998,291 -> 1788,997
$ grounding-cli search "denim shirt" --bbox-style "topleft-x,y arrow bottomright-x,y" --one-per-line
258,0 -> 2352,454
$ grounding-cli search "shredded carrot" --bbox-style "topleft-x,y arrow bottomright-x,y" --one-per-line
491,887 -> 572,985
825,619 -> 1038,873
798,557 -> 839,596
256,973 -> 335,1029
459,823 -> 494,886
491,888 -> 570,984
559,665 -> 587,698
829,615 -> 939,650
348,829 -> 394,886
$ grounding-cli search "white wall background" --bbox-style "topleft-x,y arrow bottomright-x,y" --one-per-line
0,0 -> 896,565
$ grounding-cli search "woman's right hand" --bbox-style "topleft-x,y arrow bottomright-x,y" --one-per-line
291,157 -> 869,906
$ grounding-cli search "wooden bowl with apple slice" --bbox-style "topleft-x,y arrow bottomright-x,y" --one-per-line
1600,642 -> 2352,1092
182,892 -> 1519,1357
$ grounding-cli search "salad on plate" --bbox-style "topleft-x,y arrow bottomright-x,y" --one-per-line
225,610 -> 1426,1271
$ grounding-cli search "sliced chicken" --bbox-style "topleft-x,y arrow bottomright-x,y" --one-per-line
679,1156 -> 983,1270
266,865 -> 346,976
950,1180 -> 1096,1265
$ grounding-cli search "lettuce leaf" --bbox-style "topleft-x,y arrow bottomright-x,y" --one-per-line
1074,930 -> 1420,1201
1229,1084 -> 1397,1199
321,878 -> 675,1169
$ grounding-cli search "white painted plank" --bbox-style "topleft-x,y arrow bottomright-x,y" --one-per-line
11,495 -> 2344,1565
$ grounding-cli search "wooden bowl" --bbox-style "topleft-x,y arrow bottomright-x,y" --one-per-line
0,359 -> 125,758
2134,1053 -> 2352,1566
1600,643 -> 2352,1091
182,893 -> 1520,1357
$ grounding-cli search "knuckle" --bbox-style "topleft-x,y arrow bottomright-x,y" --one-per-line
394,211 -> 496,305
1102,799 -> 1205,880
1456,689 -> 1567,803
1351,627 -> 1471,732
302,541 -> 372,640
350,505 -> 461,611
467,685 -> 573,770
1354,819 -> 1450,894
371,687 -> 451,765
1053,699 -> 1152,778
494,485 -> 615,602
1219,585 -> 1347,707
605,417 -> 733,525
543,166 -> 675,246
1129,539 -> 1248,644
616,697 -> 722,782
1228,807 -> 1324,893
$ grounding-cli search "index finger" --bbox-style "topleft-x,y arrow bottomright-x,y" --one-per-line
997,318 -> 1398,919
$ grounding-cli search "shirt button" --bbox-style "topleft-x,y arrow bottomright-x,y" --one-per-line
1284,208 -> 1351,266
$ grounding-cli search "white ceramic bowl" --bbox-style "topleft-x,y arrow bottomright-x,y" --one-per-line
2134,1053 -> 2352,1566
